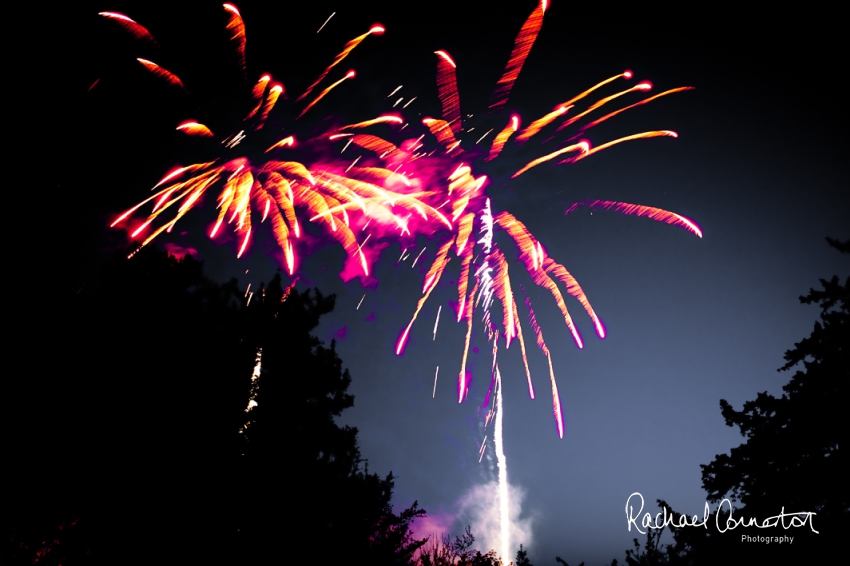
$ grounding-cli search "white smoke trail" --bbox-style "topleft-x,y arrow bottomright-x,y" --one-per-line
475,198 -> 514,562
494,365 -> 510,562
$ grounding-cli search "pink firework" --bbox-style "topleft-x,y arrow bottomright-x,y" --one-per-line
102,2 -> 701,439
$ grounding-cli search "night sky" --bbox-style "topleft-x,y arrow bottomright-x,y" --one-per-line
44,1 -> 848,563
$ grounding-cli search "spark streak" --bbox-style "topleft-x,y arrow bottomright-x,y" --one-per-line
317,12 -> 335,33
433,366 -> 439,398
433,305 -> 442,340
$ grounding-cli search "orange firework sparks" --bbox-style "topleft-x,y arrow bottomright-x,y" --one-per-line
256,84 -> 284,129
106,5 -> 451,282
265,136 -> 295,153
245,75 -> 271,120
423,118 -> 463,154
103,2 -> 700,442
338,115 -> 404,131
565,200 -> 703,238
575,87 -> 694,134
512,141 -> 588,177
515,105 -> 568,144
298,71 -> 356,119
435,51 -> 461,135
560,71 -> 633,109
489,0 -> 547,110
296,25 -> 385,103
556,82 -> 653,132
136,58 -> 186,90
98,12 -> 158,46
568,130 -> 679,162
486,115 -> 519,161
176,122 -> 214,137
223,3 -> 247,74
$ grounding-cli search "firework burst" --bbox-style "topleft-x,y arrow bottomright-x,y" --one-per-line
104,5 -> 424,282
387,1 -> 700,440
103,2 -> 700,439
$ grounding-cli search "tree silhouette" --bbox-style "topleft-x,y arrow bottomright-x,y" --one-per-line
235,274 -> 426,564
606,501 -> 676,566
3,246 -> 426,565
644,237 -> 849,565
514,543 -> 533,566
417,526 -> 501,566
6,246 -> 252,564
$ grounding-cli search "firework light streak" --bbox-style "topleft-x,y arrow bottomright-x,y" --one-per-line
317,12 -> 335,34
98,12 -> 158,45
433,366 -> 439,398
136,58 -> 186,90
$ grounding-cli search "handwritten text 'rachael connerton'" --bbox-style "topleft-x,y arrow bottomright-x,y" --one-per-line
625,492 -> 818,535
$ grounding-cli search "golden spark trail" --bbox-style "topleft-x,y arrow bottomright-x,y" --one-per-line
576,87 -> 694,133
245,75 -> 271,120
556,82 -> 652,131
565,199 -> 703,237
176,122 -> 214,137
512,141 -> 588,178
554,70 -> 633,112
435,51 -> 461,134
256,84 -> 284,129
569,131 -> 679,161
457,281 -> 479,402
490,0 -> 547,110
515,105 -> 568,143
136,58 -> 186,90
298,71 -> 356,119
487,116 -> 519,161
297,25 -> 384,103
396,240 -> 454,355
223,3 -> 247,74
338,115 -> 403,131
98,12 -> 158,45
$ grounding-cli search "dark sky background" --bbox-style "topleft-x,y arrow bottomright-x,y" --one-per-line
46,1 -> 848,563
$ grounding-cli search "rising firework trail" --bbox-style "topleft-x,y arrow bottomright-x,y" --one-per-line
494,365 -> 509,563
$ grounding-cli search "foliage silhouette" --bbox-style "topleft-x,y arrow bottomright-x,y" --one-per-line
515,543 -> 533,566
236,272 -> 427,564
417,526 -> 501,566
606,503 -> 676,566
3,245 -> 426,565
6,245 -> 251,565
614,237 -> 849,565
